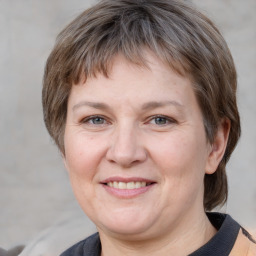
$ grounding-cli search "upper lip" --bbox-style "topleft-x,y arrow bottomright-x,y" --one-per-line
100,176 -> 156,184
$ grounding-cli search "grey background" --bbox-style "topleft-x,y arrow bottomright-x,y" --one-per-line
0,0 -> 255,249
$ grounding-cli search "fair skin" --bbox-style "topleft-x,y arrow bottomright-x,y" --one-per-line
63,51 -> 230,256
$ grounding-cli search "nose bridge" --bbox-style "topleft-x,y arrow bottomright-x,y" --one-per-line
106,121 -> 146,166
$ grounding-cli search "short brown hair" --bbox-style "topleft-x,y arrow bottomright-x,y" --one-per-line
42,0 -> 241,210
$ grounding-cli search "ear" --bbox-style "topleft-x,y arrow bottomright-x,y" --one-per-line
205,118 -> 231,174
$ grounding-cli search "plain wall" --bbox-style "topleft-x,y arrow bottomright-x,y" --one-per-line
0,0 -> 255,249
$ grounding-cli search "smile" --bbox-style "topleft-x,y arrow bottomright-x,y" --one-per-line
106,181 -> 151,189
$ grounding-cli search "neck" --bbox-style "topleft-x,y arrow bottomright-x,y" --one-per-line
99,211 -> 217,256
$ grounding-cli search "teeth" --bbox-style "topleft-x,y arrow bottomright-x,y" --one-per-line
127,182 -> 135,189
118,182 -> 126,189
107,181 -> 148,189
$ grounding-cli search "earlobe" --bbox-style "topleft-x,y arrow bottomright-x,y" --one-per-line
205,118 -> 230,174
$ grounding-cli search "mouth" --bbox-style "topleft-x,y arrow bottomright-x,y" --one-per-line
100,177 -> 156,197
101,179 -> 156,198
105,181 -> 154,190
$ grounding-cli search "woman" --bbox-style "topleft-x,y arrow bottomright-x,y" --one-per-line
42,0 -> 256,255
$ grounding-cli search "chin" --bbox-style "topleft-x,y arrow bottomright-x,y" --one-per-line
95,211 -> 156,238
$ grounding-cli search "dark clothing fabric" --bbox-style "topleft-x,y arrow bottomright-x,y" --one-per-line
60,233 -> 101,256
60,213 -> 254,256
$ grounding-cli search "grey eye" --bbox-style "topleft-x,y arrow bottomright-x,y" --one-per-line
154,117 -> 168,125
90,117 -> 105,124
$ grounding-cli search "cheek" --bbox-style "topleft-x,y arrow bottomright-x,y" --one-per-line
63,135 -> 102,210
150,134 -> 194,168
149,131 -> 208,185
64,133 -> 104,178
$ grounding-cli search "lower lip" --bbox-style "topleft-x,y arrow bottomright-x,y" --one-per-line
102,184 -> 155,198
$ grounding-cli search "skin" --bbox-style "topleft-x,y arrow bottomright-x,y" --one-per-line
63,51 -> 230,256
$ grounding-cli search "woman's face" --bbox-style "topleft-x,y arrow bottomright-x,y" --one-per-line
64,52 -> 216,239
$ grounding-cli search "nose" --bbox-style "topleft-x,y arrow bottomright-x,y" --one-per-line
106,124 -> 147,167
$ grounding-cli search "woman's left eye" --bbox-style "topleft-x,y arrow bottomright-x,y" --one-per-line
148,116 -> 175,126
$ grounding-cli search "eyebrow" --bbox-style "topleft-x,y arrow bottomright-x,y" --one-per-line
141,100 -> 183,110
72,101 -> 110,111
72,100 -> 183,112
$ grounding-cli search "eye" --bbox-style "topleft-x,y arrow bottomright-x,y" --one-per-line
153,116 -> 168,125
148,115 -> 176,126
81,115 -> 109,126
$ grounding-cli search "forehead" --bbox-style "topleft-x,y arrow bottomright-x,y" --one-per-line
74,47 -> 190,86
78,50 -> 190,85
68,52 -> 198,112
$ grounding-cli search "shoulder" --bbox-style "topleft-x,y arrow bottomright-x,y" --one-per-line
60,233 -> 101,256
207,212 -> 256,256
231,228 -> 256,256
243,229 -> 256,256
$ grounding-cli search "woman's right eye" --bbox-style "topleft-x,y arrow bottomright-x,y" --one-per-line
81,116 -> 108,126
